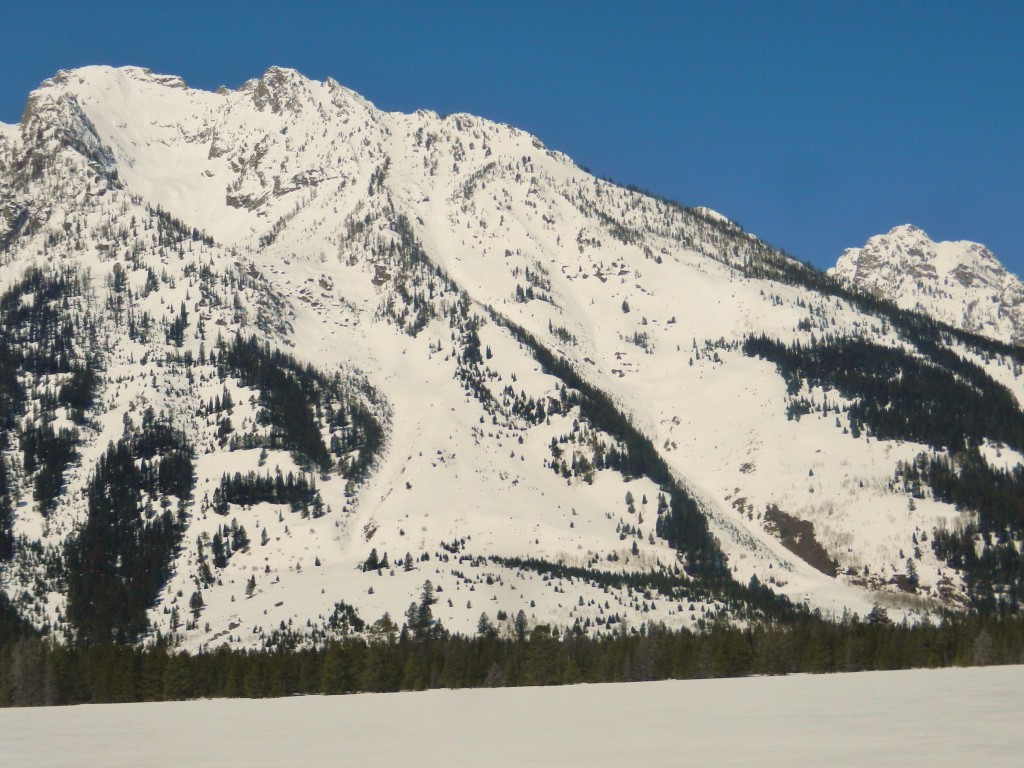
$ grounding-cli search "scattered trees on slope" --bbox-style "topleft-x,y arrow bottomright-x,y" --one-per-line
218,334 -> 383,480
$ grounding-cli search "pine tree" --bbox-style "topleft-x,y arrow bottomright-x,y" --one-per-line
477,612 -> 497,639
189,590 -> 204,618
413,580 -> 438,640
514,609 -> 529,642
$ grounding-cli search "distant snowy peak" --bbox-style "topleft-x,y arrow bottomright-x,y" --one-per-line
833,225 -> 1004,290
831,225 -> 1024,345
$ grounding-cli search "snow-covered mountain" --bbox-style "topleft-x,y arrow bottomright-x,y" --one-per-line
830,225 -> 1024,345
2,66 -> 1022,651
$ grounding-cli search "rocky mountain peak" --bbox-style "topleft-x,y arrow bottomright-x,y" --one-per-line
830,226 -> 1024,344
239,66 -> 317,114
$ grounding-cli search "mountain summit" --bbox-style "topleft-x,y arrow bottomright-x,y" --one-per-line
830,225 -> 1024,344
2,67 -> 1023,650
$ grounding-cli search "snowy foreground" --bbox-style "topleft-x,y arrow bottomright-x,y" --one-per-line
3,666 -> 1023,767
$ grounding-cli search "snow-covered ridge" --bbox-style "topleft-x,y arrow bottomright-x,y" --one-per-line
2,66 -> 1022,651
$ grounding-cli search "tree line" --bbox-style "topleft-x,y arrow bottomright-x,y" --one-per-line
742,333 -> 1024,453
2,607 -> 1022,707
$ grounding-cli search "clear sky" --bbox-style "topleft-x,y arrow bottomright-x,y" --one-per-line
2,1 -> 1021,273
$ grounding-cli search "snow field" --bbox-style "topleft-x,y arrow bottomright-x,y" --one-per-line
3,665 -> 1022,767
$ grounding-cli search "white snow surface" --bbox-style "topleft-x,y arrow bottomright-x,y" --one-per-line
3,665 -> 1023,767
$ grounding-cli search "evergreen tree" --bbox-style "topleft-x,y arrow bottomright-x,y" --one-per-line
477,613 -> 498,639
514,610 -> 529,642
413,580 -> 438,640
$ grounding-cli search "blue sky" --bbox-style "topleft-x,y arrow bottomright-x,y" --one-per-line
2,1 -> 1021,273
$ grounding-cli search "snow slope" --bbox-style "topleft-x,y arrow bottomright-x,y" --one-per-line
3,665 -> 1023,767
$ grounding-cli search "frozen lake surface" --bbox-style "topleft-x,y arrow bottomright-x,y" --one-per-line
3,665 -> 1022,767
